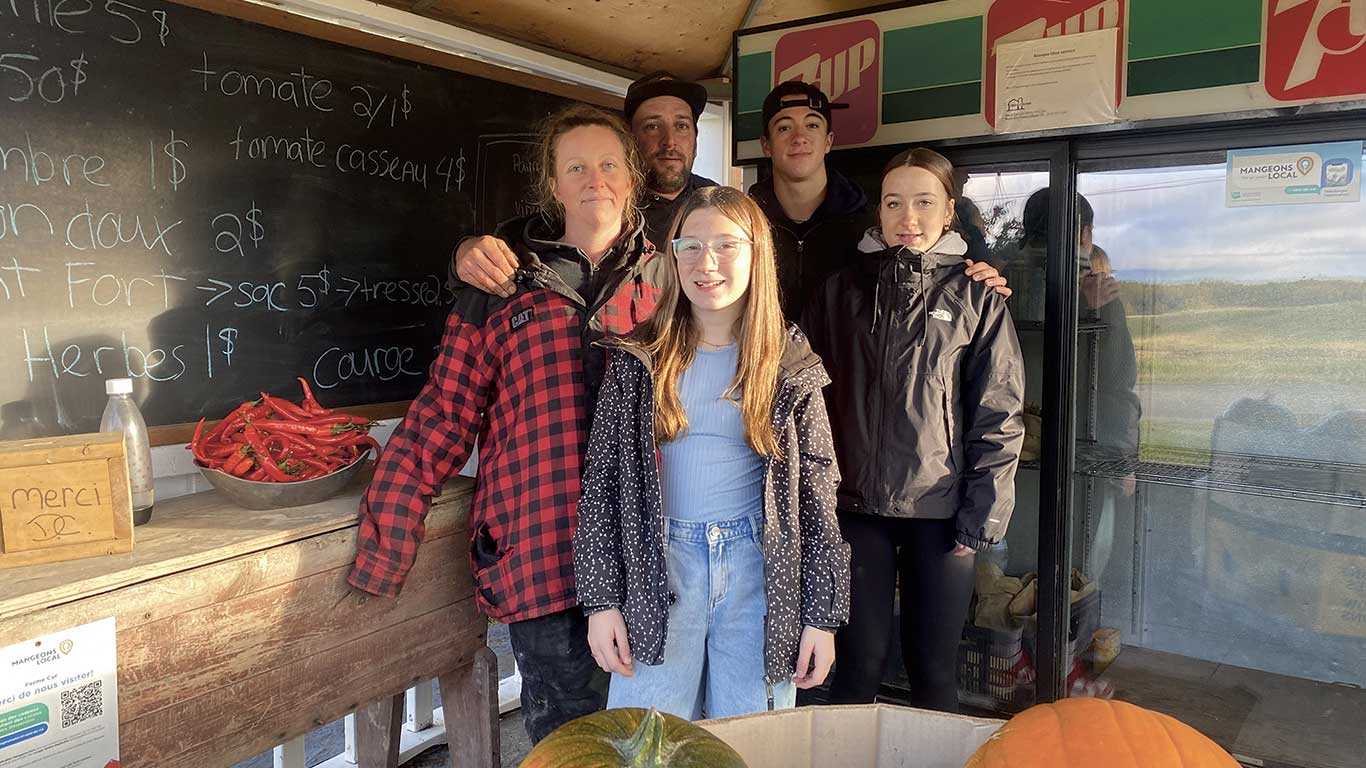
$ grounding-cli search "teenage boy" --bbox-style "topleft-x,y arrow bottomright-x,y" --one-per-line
752,81 -> 1009,320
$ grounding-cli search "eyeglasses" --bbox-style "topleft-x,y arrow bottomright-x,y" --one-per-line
671,237 -> 753,264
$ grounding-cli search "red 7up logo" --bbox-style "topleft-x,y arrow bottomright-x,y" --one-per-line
772,20 -> 880,146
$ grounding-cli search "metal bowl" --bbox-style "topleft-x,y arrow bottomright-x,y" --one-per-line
196,454 -> 369,510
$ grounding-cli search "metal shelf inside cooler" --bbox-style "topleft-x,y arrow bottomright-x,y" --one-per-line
1014,319 -> 1108,334
1073,446 -> 1366,508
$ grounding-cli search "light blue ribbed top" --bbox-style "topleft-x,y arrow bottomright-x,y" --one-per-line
659,345 -> 765,523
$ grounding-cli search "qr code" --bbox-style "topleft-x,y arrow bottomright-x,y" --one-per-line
60,680 -> 103,728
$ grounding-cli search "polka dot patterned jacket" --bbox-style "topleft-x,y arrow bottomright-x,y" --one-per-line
574,326 -> 852,685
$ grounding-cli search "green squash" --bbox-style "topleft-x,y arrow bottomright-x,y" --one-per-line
521,707 -> 748,768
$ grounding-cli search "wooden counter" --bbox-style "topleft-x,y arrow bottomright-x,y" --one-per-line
0,475 -> 496,768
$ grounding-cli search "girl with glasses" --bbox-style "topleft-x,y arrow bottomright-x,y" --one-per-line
574,185 -> 851,719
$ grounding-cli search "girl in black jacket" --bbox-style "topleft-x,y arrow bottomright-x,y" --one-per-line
803,148 -> 1025,712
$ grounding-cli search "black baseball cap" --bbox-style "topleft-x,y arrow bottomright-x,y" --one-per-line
761,80 -> 849,133
624,71 -> 709,124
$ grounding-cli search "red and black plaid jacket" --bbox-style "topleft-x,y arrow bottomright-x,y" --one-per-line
348,215 -> 665,622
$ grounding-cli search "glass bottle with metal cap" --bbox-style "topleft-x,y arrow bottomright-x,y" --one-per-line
101,378 -> 155,525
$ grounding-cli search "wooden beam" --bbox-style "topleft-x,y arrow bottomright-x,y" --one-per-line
353,692 -> 406,768
439,646 -> 500,768
163,0 -> 622,109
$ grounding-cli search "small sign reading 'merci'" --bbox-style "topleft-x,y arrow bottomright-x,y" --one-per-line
0,433 -> 133,569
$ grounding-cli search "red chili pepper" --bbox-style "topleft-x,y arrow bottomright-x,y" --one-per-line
298,456 -> 334,473
354,435 -> 382,461
239,426 -> 287,481
189,418 -> 211,464
269,431 -> 313,453
297,376 -> 326,414
204,402 -> 247,443
224,453 -> 253,477
281,433 -> 343,461
262,393 -> 314,421
263,434 -> 293,458
207,398 -> 265,442
305,413 -> 373,427
254,420 -> 355,437
206,444 -> 241,459
309,430 -> 372,446
245,466 -> 268,481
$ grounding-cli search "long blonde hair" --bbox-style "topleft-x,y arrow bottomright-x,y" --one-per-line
533,103 -> 645,232
628,186 -> 786,457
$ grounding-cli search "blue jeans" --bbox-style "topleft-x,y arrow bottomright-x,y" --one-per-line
607,515 -> 797,719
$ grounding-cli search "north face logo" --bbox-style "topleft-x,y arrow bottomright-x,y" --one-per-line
930,308 -> 954,323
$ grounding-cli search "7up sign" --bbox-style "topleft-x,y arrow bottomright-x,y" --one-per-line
1266,0 -> 1366,101
772,20 -> 880,145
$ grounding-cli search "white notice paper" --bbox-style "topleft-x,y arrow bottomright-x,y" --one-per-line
994,28 -> 1118,134
0,618 -> 120,768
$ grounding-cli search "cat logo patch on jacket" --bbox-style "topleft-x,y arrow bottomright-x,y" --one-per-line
509,308 -> 534,331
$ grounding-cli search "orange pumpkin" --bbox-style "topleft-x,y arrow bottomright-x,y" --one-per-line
965,698 -> 1239,768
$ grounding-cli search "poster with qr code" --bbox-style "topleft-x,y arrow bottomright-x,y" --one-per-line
0,618 -> 119,768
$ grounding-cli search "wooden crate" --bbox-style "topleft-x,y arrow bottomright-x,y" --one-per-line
0,432 -> 133,569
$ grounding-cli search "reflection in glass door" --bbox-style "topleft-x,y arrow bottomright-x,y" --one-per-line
923,162 -> 1052,712
1067,147 -> 1366,767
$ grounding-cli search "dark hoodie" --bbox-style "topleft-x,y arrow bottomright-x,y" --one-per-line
750,168 -> 874,322
574,327 -> 851,685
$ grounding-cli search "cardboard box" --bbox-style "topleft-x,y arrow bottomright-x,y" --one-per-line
0,432 -> 133,569
700,704 -> 1003,768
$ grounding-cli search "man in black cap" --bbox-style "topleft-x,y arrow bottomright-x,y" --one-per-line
624,71 -> 719,243
752,80 -> 1008,320
451,71 -> 717,295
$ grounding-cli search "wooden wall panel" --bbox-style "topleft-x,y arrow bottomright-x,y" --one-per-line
118,540 -> 471,721
364,0 -> 898,81
380,0 -> 749,80
748,0 -> 890,31
121,600 -> 484,767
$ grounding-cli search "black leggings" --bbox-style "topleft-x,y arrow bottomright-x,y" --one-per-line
826,513 -> 976,712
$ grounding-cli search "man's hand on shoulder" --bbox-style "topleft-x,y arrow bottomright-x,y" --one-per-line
964,259 -> 1012,298
455,235 -> 519,298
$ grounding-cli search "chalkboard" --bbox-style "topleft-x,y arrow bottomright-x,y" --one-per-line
0,0 -> 574,437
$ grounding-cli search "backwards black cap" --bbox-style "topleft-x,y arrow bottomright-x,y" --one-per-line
761,80 -> 849,133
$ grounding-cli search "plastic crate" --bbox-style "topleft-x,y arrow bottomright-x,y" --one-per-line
956,624 -> 1034,711
957,588 -> 1103,711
